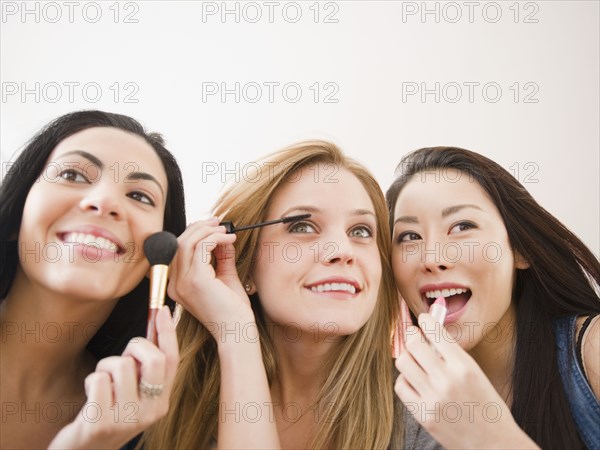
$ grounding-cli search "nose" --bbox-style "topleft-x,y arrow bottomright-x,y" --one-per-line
420,242 -> 454,273
322,234 -> 355,266
79,185 -> 126,220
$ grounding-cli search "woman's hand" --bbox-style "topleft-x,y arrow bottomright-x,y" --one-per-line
394,313 -> 539,450
167,218 -> 254,343
48,306 -> 179,450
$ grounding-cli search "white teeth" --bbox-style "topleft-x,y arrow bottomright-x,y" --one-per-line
63,233 -> 119,253
310,282 -> 357,294
425,288 -> 468,298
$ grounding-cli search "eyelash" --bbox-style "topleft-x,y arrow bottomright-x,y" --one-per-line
288,221 -> 316,233
58,169 -> 155,207
127,191 -> 155,206
449,221 -> 477,233
396,221 -> 477,243
397,231 -> 421,243
288,221 -> 374,238
349,225 -> 374,238
59,168 -> 88,183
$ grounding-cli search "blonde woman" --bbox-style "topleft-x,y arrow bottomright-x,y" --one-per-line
141,141 -> 433,449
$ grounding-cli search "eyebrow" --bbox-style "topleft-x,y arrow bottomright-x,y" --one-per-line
58,150 -> 103,168
56,149 -> 165,198
441,204 -> 482,218
394,204 -> 482,226
280,206 -> 376,219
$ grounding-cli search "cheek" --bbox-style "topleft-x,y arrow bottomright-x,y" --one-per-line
391,248 -> 412,284
19,188 -> 51,242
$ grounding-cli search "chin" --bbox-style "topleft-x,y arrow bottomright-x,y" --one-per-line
48,273 -> 131,302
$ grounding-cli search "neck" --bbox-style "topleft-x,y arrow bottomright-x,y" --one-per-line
1,269 -> 116,389
269,323 -> 340,405
467,305 -> 516,405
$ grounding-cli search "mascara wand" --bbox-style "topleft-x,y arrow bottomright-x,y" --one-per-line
220,213 -> 311,234
143,231 -> 178,345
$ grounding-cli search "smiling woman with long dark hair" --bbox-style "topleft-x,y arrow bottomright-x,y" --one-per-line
0,110 -> 186,449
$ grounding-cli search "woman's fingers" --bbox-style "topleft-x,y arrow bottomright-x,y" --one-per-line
395,349 -> 432,397
214,241 -> 249,298
176,221 -> 225,277
94,356 -> 139,405
403,325 -> 447,381
84,371 -> 114,409
395,372 -> 420,405
168,226 -> 235,302
418,312 -> 461,359
121,339 -> 166,390
155,305 -> 180,385
191,232 -> 236,270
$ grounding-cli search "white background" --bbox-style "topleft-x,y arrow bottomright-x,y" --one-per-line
1,1 -> 598,255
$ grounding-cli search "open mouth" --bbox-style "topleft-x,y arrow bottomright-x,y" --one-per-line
424,288 -> 472,315
58,232 -> 125,254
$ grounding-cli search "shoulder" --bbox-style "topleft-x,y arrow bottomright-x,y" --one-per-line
576,315 -> 600,400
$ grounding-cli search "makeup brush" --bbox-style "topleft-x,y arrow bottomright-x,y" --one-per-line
143,231 -> 178,345
221,213 -> 311,234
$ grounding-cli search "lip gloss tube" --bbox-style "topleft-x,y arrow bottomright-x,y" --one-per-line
429,296 -> 447,324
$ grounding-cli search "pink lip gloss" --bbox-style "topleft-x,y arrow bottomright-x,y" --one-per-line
429,296 -> 447,324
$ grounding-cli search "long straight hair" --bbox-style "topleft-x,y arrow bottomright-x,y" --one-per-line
143,141 -> 402,449
0,110 -> 186,359
386,146 -> 600,449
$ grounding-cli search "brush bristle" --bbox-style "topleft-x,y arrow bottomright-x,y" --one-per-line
143,232 -> 178,266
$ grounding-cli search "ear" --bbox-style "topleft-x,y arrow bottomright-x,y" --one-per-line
514,251 -> 530,270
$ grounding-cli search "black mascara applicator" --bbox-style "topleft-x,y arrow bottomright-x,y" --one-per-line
220,213 -> 311,234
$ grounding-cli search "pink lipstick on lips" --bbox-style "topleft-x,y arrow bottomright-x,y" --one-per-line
429,296 -> 447,324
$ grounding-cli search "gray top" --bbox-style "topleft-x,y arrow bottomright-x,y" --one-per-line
402,410 -> 444,450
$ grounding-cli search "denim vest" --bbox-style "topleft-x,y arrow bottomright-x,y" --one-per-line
555,315 -> 600,449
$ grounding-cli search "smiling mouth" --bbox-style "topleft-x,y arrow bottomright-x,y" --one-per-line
58,232 -> 125,254
424,288 -> 472,315
308,282 -> 360,295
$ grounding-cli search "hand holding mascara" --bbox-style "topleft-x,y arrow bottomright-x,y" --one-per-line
143,231 -> 178,345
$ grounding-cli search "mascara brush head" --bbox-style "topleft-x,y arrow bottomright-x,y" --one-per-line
143,231 -> 178,266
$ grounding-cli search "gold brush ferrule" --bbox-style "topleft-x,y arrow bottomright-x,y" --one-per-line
149,264 -> 169,309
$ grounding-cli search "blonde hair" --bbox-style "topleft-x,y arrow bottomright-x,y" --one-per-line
143,141 -> 402,449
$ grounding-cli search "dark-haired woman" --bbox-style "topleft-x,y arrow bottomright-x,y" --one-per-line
388,147 -> 599,449
0,111 -> 186,449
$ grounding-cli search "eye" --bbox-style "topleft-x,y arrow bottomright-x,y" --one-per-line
288,221 -> 316,233
59,169 -> 88,183
449,221 -> 476,234
349,225 -> 373,238
397,231 -> 422,243
127,191 -> 155,206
